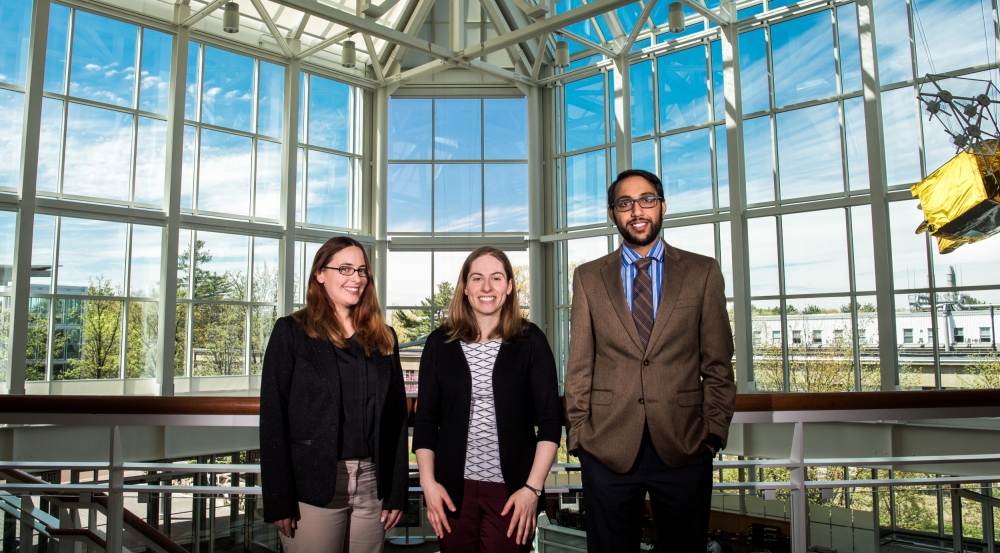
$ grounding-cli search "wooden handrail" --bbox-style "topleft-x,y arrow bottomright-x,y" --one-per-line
0,389 -> 998,415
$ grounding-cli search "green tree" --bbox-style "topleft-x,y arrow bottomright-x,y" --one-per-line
61,277 -> 123,380
392,281 -> 454,344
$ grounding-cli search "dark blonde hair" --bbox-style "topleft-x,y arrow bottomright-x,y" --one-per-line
292,237 -> 394,356
442,247 -> 527,344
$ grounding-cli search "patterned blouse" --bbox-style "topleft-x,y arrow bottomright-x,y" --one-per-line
461,339 -> 504,482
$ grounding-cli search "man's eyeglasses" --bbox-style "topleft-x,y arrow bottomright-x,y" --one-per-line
611,196 -> 664,212
322,265 -> 370,278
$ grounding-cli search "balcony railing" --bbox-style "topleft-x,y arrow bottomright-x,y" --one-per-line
0,390 -> 998,552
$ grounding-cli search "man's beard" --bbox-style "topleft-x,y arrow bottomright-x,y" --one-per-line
615,215 -> 663,248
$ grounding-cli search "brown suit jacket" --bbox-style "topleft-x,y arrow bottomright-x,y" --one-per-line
565,241 -> 736,473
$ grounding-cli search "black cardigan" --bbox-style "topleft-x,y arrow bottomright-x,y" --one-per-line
412,323 -> 563,516
259,316 -> 409,522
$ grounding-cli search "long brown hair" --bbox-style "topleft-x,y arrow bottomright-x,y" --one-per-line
292,237 -> 394,356
442,247 -> 527,344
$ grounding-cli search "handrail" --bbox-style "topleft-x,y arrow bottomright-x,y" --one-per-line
0,389 -> 997,416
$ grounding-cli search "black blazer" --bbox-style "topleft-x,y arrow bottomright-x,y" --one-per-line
412,323 -> 563,516
259,316 -> 409,522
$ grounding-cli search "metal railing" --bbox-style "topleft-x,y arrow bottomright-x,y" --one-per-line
0,390 -> 998,552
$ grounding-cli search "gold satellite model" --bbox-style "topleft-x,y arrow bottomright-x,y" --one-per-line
912,76 -> 1000,253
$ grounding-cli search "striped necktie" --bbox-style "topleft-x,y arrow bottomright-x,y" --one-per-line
632,257 -> 654,350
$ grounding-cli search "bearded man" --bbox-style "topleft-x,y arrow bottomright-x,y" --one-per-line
564,169 -> 736,552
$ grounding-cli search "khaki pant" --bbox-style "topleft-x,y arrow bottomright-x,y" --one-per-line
279,458 -> 385,553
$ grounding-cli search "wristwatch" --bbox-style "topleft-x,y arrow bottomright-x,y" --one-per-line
524,484 -> 542,497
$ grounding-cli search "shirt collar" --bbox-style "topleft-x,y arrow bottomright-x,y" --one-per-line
621,238 -> 665,266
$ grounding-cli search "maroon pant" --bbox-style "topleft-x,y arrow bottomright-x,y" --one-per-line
439,479 -> 532,553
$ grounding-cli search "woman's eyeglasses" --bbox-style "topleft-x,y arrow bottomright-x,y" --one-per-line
322,265 -> 370,278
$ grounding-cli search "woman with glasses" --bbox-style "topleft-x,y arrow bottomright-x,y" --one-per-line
260,236 -> 408,553
413,246 -> 563,553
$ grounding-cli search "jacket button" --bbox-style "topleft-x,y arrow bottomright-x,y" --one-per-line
643,359 -> 650,366
638,398 -> 645,404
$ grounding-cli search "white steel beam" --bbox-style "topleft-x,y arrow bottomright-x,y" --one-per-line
249,0 -> 294,58
531,32 -> 550,79
182,0 -> 227,27
679,0 -> 726,26
622,0 -> 657,54
856,0 -> 898,391
155,23 -> 190,397
363,34 -> 386,84
480,0 -> 532,75
7,0 -> 51,395
555,28 -> 617,58
270,0 -> 457,61
457,0 -> 638,61
372,87 -> 390,309
288,13 -> 309,39
720,0 -> 753,394
527,86 -> 546,331
278,56 -> 301,317
296,29 -> 352,60
381,0 -> 435,73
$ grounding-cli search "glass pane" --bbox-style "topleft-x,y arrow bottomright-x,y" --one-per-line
782,209 -> 850,294
198,128 -> 252,215
257,61 -> 284,138
567,236 -> 609,295
0,89 -> 24,189
44,4 -> 70,94
739,29 -> 769,114
251,304 -> 276,374
306,150 -> 350,228
837,4 -> 862,94
873,0 -> 913,84
388,164 -> 432,233
632,139 -> 656,174
181,125 -> 196,209
54,298 -> 123,380
192,303 -> 246,376
36,97 -> 63,193
0,0 -> 32,87
126,301 -> 157,378
252,237 -> 279,303
660,128 -> 712,213
484,164 -> 528,232
484,98 -> 527,160
31,215 -> 56,291
130,224 -> 162,297
776,102 -> 844,199
0,210 -> 14,289
664,224 -> 715,258
185,42 -> 199,121
69,11 -> 138,108
772,11 -> 836,107
387,251 -> 432,307
895,292 -> 933,388
134,117 -> 167,205
844,97 -> 870,190
177,228 -> 192,299
63,103 -> 133,201
255,140 -> 282,220
26,297 -> 49,381
856,295 -> 881,390
630,60 -> 654,138
889,199 -> 929,289
658,46 -> 709,132
307,75 -> 351,151
389,99 -> 432,160
201,45 -> 253,132
748,216 -> 779,296
193,231 -> 249,301
751,299 -> 783,391
139,29 -> 172,115
565,74 -> 606,152
566,149 -> 607,227
851,206 -> 877,292
174,302 -> 187,376
743,116 -> 774,204
913,0 -> 995,76
711,41 -> 724,121
881,88 -> 921,186
787,296 -> 855,392
716,125 -> 729,209
435,99 -> 481,160
434,251 -> 471,306
58,217 -> 127,295
434,164 -> 481,232
0,295 -> 9,381
931,233 -> 1000,288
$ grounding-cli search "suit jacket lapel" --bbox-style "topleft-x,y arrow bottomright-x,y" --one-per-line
600,252 -> 644,353
645,243 -> 686,353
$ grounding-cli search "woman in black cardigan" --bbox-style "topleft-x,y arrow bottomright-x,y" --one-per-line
260,236 -> 408,553
413,247 -> 563,553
